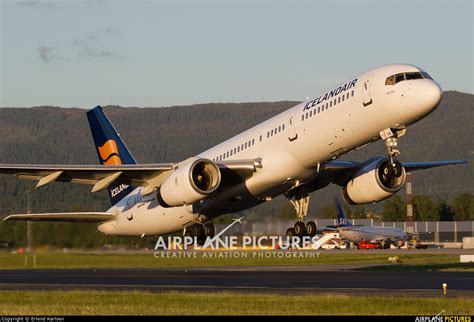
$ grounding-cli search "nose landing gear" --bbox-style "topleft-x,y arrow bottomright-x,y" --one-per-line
380,128 -> 406,170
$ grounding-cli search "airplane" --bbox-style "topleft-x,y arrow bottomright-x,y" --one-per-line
323,198 -> 408,248
0,64 -> 468,245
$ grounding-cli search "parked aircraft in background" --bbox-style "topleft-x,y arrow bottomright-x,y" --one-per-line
1,64 -> 467,244
324,198 -> 408,248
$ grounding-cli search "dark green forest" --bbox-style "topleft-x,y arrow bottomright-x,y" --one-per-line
0,91 -> 472,248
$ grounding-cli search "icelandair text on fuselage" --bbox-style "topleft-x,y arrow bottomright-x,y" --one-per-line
303,78 -> 358,111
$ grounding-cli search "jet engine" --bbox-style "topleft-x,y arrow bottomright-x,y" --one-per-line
342,158 -> 406,205
156,158 -> 221,207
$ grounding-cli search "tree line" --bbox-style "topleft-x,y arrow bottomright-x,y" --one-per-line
316,193 -> 474,222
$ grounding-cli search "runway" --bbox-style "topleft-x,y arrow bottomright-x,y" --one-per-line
0,268 -> 473,296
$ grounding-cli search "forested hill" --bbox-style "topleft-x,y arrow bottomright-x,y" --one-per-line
0,91 -> 472,217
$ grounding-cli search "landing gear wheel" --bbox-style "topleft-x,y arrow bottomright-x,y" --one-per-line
204,223 -> 215,238
188,224 -> 206,245
197,236 -> 206,246
285,186 -> 311,239
286,228 -> 296,238
305,221 -> 317,237
294,221 -> 306,237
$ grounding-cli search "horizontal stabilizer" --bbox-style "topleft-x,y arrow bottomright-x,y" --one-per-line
3,212 -> 114,223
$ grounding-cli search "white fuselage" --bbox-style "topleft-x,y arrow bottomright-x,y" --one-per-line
98,64 -> 442,236
338,226 -> 407,243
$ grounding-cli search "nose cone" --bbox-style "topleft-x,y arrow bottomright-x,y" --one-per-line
419,80 -> 442,114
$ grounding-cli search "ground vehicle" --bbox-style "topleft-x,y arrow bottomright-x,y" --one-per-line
357,240 -> 380,249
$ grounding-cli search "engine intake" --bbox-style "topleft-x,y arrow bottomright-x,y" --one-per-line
157,158 -> 221,207
342,158 -> 406,205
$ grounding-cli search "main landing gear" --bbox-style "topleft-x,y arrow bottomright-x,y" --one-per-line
284,187 -> 317,238
184,222 -> 215,246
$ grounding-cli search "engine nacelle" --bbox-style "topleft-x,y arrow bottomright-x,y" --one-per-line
342,158 -> 406,205
156,158 -> 221,207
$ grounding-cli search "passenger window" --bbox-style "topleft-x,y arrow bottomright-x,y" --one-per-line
317,106 -> 320,113
395,73 -> 405,83
346,93 -> 349,99
309,111 -> 312,117
267,131 -> 270,138
237,146 -> 240,152
326,103 -> 328,109
385,75 -> 395,85
252,139 -> 255,145
282,124 -> 285,131
338,97 -> 341,103
245,142 -> 247,149
271,129 -> 273,136
342,95 -> 345,102
259,135 -> 262,142
351,90 -> 354,97
330,101 -> 332,107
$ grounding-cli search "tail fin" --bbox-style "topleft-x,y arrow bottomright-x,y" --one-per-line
335,197 -> 352,227
86,105 -> 136,205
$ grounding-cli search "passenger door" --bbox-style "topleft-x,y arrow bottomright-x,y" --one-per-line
287,115 -> 298,141
362,73 -> 373,106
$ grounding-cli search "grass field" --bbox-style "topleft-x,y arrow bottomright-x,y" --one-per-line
0,290 -> 472,315
0,252 -> 472,316
0,251 -> 471,270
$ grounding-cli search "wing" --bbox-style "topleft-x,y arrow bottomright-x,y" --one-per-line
401,160 -> 467,171
303,156 -> 467,192
326,158 -> 467,174
0,158 -> 262,194
3,212 -> 114,223
0,163 -> 174,192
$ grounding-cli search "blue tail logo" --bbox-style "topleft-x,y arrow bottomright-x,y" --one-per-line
87,105 -> 136,205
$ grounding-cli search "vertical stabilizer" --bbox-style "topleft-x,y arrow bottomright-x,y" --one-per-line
86,105 -> 136,205
335,197 -> 352,227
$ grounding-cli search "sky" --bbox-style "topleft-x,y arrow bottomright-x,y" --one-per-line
0,0 -> 472,108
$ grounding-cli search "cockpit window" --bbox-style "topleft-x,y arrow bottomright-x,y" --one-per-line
420,71 -> 433,80
405,72 -> 423,80
395,73 -> 405,83
385,71 -> 430,85
385,75 -> 395,85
